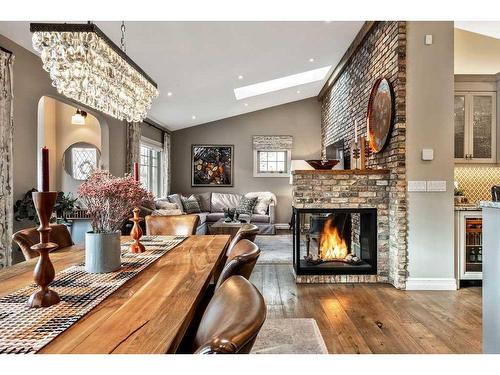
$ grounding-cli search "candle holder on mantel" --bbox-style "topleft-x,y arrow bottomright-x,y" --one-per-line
27,191 -> 60,308
350,137 -> 367,170
129,208 -> 145,253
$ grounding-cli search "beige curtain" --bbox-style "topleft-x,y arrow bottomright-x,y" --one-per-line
125,121 -> 141,175
0,49 -> 14,268
163,132 -> 171,195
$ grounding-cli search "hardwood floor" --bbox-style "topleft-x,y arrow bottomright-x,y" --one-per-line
250,264 -> 482,354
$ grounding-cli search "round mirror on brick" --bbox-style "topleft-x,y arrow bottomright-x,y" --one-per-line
367,77 -> 394,153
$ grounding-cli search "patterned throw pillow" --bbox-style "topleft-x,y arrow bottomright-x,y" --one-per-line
236,196 -> 258,215
181,195 -> 202,214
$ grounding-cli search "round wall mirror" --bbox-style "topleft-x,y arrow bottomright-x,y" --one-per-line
63,142 -> 101,180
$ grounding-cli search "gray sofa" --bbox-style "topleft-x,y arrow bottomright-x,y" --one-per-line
157,192 -> 276,235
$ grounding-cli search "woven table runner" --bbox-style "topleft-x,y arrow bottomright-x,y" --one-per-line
0,235 -> 186,354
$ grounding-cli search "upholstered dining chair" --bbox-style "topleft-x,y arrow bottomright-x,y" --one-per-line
225,223 -> 259,256
193,275 -> 266,354
215,239 -> 261,289
12,224 -> 74,261
145,214 -> 200,236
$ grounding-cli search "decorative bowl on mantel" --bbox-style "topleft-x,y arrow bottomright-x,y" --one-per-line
305,159 -> 340,170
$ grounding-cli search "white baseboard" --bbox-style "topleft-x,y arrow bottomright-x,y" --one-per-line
274,223 -> 290,230
405,277 -> 457,290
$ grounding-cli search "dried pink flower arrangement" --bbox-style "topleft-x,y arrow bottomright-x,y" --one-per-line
78,170 -> 154,233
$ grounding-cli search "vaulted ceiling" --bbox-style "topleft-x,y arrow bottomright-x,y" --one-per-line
0,21 -> 363,130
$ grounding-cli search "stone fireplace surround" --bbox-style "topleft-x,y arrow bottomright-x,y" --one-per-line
292,169 -> 391,284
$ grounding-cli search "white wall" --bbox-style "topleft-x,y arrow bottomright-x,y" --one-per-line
455,28 -> 500,75
406,21 -> 456,290
55,101 -> 102,195
38,97 -> 102,195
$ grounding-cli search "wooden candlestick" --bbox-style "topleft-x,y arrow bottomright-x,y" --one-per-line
129,208 -> 145,253
27,191 -> 60,308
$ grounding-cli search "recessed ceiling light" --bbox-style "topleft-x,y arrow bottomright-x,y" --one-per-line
238,75 -> 244,80
309,58 -> 315,62
296,90 -> 301,94
192,115 -> 196,120
244,103 -> 248,107
233,66 -> 331,100
167,92 -> 173,96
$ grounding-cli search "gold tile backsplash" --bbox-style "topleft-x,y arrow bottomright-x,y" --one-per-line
454,166 -> 500,203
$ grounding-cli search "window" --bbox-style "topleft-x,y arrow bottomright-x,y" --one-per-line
140,138 -> 163,197
72,147 -> 97,180
253,150 -> 291,177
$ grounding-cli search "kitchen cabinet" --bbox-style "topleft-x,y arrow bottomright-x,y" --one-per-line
455,210 -> 483,283
454,92 -> 496,163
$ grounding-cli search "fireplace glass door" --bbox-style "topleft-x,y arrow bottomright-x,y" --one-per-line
293,208 -> 377,276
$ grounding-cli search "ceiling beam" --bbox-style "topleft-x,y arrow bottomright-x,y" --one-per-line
317,21 -> 378,100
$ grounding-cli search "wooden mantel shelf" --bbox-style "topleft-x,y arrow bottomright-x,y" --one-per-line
292,169 -> 390,175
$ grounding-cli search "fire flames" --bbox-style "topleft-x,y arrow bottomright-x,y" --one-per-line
319,217 -> 348,260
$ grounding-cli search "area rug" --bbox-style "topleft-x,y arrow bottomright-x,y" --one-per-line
254,235 -> 293,264
252,318 -> 328,354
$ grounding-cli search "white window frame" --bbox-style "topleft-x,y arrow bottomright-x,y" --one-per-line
253,149 -> 292,178
140,136 -> 164,197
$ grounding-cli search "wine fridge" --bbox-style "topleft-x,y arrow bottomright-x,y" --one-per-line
456,211 -> 483,281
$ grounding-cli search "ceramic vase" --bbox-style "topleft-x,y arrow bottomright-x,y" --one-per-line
85,231 -> 121,273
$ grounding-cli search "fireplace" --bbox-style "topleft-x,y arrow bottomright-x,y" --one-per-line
293,207 -> 377,276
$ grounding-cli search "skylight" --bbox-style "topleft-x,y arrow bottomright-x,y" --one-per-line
233,66 -> 332,100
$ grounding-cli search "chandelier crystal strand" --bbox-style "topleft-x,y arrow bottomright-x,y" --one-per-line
31,25 -> 158,123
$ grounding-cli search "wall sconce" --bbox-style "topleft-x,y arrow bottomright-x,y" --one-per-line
71,109 -> 87,125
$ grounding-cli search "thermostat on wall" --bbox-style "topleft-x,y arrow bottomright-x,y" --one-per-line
421,149 -> 434,161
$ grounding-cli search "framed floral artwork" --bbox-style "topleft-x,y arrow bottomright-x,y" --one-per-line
191,144 -> 234,187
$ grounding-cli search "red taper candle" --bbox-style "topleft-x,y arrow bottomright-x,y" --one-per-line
41,147 -> 49,192
133,162 -> 139,182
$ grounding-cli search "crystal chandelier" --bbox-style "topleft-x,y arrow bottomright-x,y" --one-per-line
30,23 -> 159,123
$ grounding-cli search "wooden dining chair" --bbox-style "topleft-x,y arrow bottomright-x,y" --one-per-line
12,224 -> 74,261
215,239 -> 261,289
193,276 -> 266,354
225,223 -> 259,256
145,214 -> 200,236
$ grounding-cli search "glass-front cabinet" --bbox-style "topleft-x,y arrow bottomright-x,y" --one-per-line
454,92 -> 496,163
456,211 -> 483,282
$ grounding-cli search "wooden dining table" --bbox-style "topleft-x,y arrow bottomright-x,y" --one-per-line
0,235 -> 230,354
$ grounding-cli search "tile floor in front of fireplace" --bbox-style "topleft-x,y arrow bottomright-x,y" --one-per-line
250,263 -> 482,354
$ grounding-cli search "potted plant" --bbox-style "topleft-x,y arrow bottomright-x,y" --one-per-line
454,187 -> 468,205
78,170 -> 153,273
14,188 -> 77,224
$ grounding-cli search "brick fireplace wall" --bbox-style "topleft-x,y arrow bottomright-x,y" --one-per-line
319,21 -> 408,288
293,169 -> 390,284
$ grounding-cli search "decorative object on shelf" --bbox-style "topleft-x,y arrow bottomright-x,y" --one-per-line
454,187 -> 468,205
78,170 -> 153,273
71,109 -> 87,125
30,22 -> 159,123
129,208 -> 145,254
27,191 -> 61,308
305,159 -> 340,170
367,78 -> 393,153
349,120 -> 367,170
192,144 -> 234,187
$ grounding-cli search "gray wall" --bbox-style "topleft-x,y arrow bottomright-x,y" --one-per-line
405,22 -> 455,288
171,98 -> 322,223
